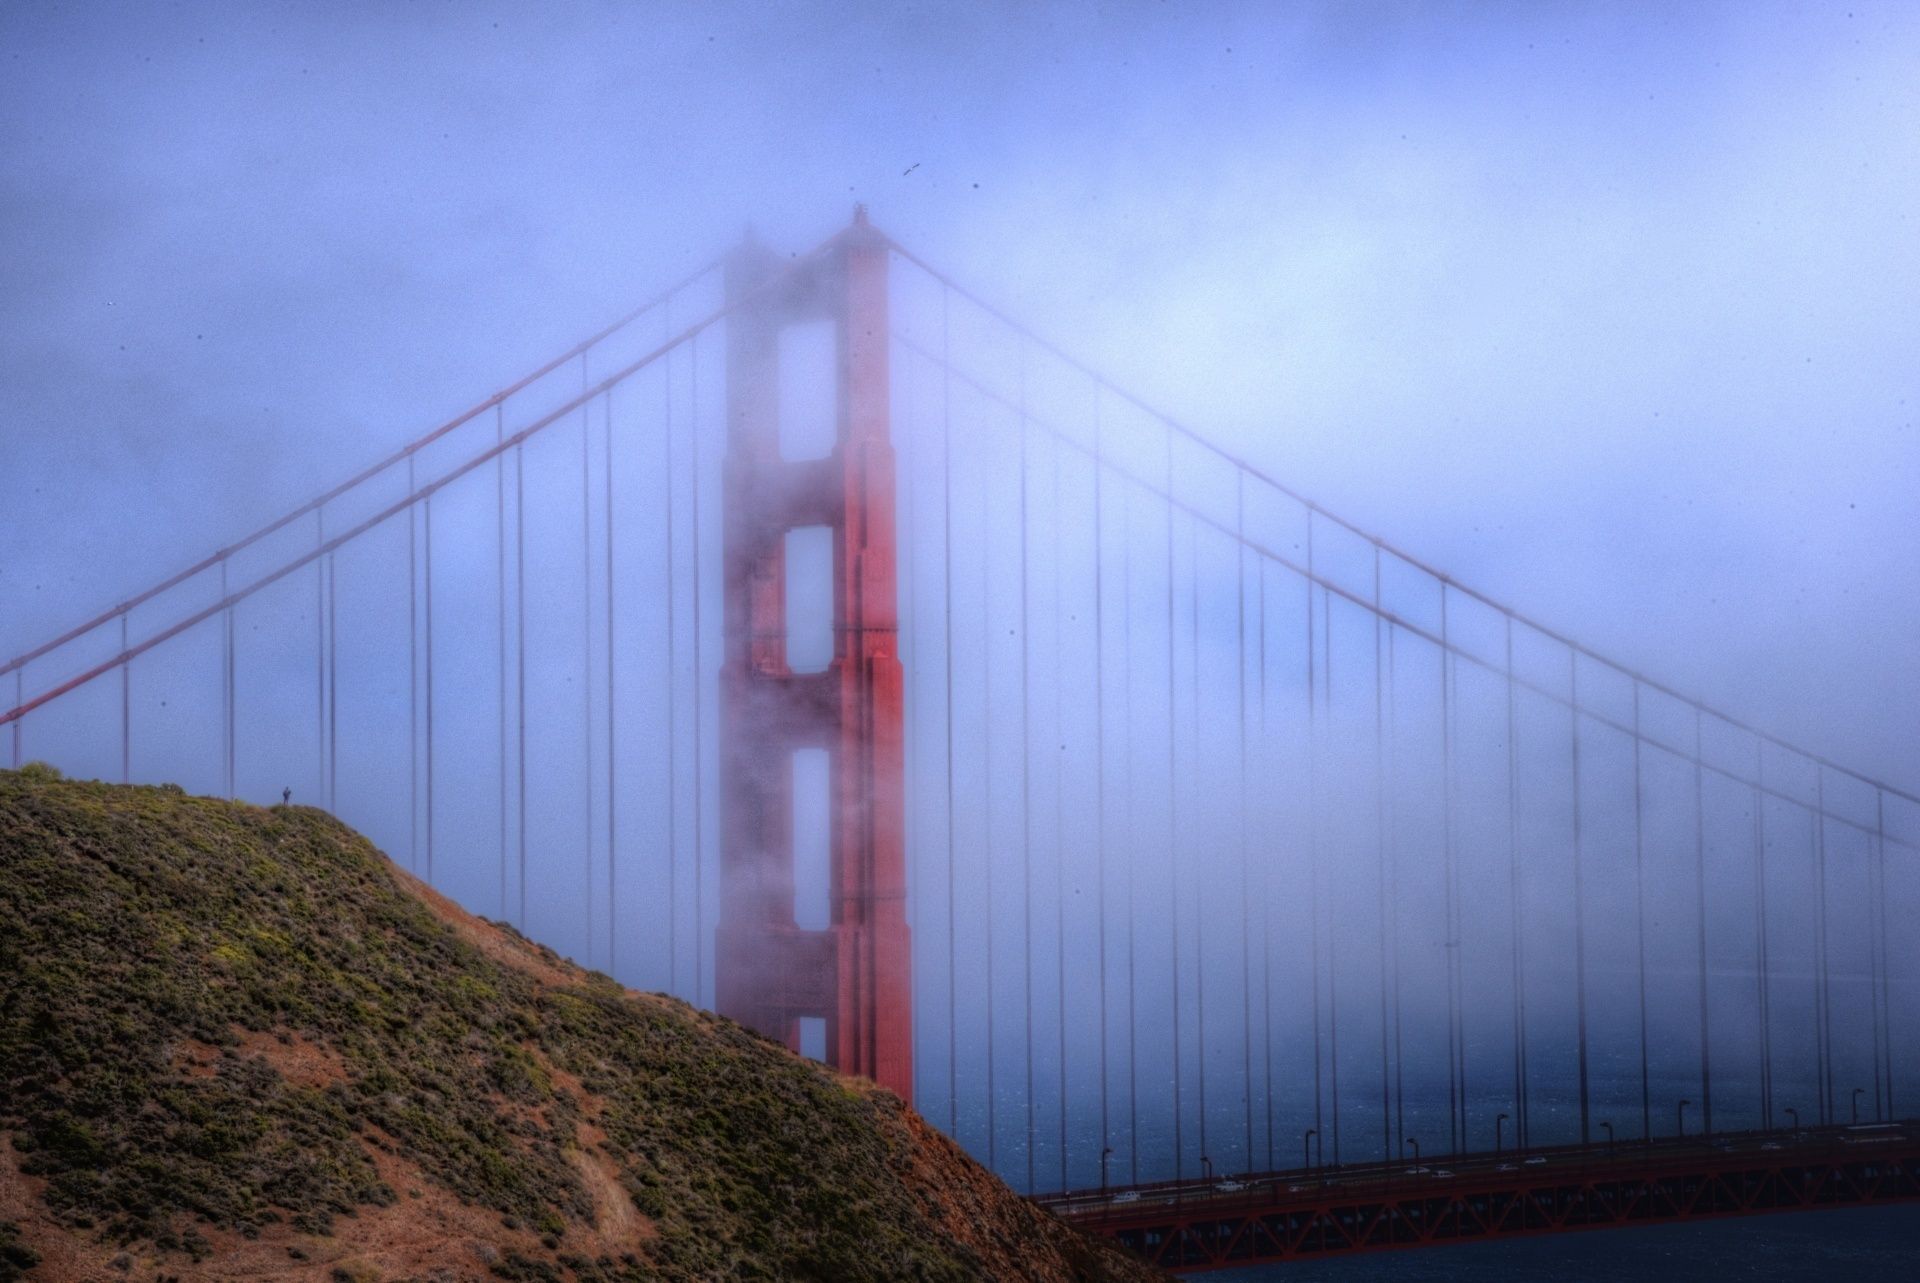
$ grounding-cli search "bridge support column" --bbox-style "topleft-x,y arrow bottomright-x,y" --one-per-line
715,208 -> 912,1101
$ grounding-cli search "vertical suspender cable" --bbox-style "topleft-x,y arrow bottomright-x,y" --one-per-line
1814,771 -> 1832,1125
1259,557 -> 1274,1171
408,456 -> 418,872
1305,521 -> 1324,1167
605,387 -> 618,978
120,614 -> 130,784
1693,708 -> 1713,1134
425,492 -> 436,886
1874,790 -> 1892,1119
1570,652 -> 1590,1145
1164,430 -> 1183,1182
904,317 -> 919,1031
316,509 -> 325,799
498,403 -> 509,918
941,288 -> 959,1136
1754,745 -> 1773,1129
1388,622 -> 1405,1153
900,304 -> 919,1100
517,439 -> 529,929
1124,484 -> 1139,1184
1445,594 -> 1466,1152
983,355 -> 998,1175
11,667 -> 19,767
1259,553 -> 1274,1175
1505,616 -> 1528,1148
224,559 -> 235,798
327,544 -> 337,813
580,358 -> 594,965
1191,506 -> 1205,1175
664,324 -> 680,994
1633,686 -> 1652,1141
690,328 -> 706,1009
1052,418 -> 1068,1192
1451,610 -> 1466,1144
1373,549 -> 1391,1162
1018,351 -> 1034,1194
1237,474 -> 1254,1173
1326,575 -> 1341,1166
1870,801 -> 1887,1113
1092,389 -> 1110,1180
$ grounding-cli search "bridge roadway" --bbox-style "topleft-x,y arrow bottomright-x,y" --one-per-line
1038,1121 -> 1920,1272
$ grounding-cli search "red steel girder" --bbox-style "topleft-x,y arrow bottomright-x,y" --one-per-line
714,208 -> 912,1101
1048,1124 -> 1920,1273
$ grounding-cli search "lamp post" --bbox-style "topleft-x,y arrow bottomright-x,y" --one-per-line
1202,1155 -> 1214,1185
1676,1099 -> 1691,1138
1496,1112 -> 1509,1154
1599,1120 -> 1614,1157
1784,1106 -> 1799,1135
1101,1147 -> 1113,1197
1853,1087 -> 1865,1125
1304,1129 -> 1317,1175
1404,1137 -> 1420,1168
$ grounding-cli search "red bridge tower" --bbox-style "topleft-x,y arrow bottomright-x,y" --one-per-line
714,209 -> 912,1101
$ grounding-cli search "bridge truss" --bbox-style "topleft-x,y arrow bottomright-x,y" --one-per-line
1046,1121 -> 1920,1271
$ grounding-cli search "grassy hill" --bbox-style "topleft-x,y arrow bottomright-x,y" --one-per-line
0,765 -> 1161,1283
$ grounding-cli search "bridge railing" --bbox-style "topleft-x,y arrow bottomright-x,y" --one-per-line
1041,1118 -> 1917,1218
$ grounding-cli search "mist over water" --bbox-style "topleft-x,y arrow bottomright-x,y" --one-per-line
3,3 -> 1917,1271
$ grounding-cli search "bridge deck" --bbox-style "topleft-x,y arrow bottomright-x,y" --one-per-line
1041,1122 -> 1920,1272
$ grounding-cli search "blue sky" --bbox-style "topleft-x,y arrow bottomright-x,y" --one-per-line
3,1 -> 1911,787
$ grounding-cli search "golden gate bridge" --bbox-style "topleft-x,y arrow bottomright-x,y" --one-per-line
5,209 -> 1915,1270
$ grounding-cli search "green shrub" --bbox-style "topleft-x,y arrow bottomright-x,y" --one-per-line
0,771 -> 1155,1282
0,1221 -> 41,1282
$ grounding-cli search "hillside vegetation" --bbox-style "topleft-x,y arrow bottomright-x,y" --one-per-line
0,765 -> 1160,1283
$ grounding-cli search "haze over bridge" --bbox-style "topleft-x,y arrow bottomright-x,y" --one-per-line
6,209 -> 1916,1270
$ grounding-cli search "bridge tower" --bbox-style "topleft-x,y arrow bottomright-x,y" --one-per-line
714,208 -> 912,1101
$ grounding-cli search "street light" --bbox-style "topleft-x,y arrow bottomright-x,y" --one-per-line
1853,1087 -> 1865,1125
1676,1099 -> 1691,1138
1784,1106 -> 1799,1135
1404,1137 -> 1421,1167
1599,1120 -> 1614,1156
1202,1155 -> 1214,1183
1304,1129 -> 1317,1174
1496,1112 -> 1510,1154
1101,1147 -> 1113,1195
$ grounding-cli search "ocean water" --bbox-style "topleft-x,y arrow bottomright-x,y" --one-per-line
1210,1203 -> 1920,1281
